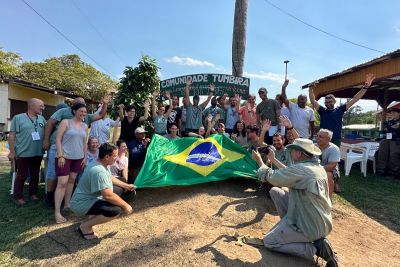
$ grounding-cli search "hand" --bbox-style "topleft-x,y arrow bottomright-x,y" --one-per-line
153,91 -> 160,97
364,73 -> 375,88
102,95 -> 111,104
81,155 -> 87,167
252,150 -> 262,163
262,119 -> 271,132
209,83 -> 215,93
231,133 -> 237,139
7,152 -> 15,161
143,100 -> 150,109
186,78 -> 192,86
223,93 -> 228,98
118,103 -> 125,109
267,148 -> 276,162
279,115 -> 292,128
215,113 -> 221,121
58,157 -> 65,168
125,184 -> 135,191
282,79 -> 289,88
43,140 -> 50,151
234,93 -> 240,102
309,81 -> 319,89
143,138 -> 151,146
165,91 -> 171,99
123,204 -> 133,215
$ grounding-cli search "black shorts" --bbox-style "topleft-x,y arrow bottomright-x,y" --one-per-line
86,200 -> 122,217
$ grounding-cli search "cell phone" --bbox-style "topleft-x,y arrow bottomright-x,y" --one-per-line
257,146 -> 270,155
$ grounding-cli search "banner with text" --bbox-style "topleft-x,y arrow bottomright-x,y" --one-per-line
160,74 -> 250,98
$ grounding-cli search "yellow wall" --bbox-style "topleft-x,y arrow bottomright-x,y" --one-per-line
8,83 -> 64,106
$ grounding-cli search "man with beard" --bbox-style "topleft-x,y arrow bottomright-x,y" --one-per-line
8,98 -> 46,205
309,73 -> 375,147
281,79 -> 315,139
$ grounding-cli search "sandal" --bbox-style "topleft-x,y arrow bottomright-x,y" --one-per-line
77,227 -> 98,240
55,215 -> 67,224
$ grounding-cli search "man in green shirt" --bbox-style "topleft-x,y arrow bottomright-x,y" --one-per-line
252,138 -> 338,267
8,98 -> 46,205
71,143 -> 134,240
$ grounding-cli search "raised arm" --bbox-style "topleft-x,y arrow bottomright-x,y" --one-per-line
184,78 -> 192,107
111,117 -> 120,144
234,94 -> 241,113
280,115 -> 299,140
201,83 -> 215,109
164,91 -> 173,118
346,73 -> 375,110
151,91 -> 158,118
139,100 -> 150,122
309,82 -> 320,110
258,119 -> 271,146
281,79 -> 290,107
92,95 -> 111,122
118,104 -> 125,120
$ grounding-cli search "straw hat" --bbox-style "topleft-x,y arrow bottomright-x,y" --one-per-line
286,138 -> 321,156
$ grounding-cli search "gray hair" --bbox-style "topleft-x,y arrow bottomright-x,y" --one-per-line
319,128 -> 333,140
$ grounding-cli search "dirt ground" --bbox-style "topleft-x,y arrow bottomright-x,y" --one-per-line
8,179 -> 400,267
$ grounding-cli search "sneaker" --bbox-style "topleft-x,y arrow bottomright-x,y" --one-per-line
314,238 -> 338,267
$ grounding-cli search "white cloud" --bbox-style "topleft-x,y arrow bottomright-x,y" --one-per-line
395,24 -> 400,33
165,56 -> 215,67
244,71 -> 298,83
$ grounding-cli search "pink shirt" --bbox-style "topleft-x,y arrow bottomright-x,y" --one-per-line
240,105 -> 257,126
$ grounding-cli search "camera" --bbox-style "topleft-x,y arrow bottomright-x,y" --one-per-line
257,146 -> 271,155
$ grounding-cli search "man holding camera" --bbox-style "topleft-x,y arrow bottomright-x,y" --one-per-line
252,138 -> 338,267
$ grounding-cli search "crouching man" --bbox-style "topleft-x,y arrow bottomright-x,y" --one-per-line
71,143 -> 134,240
252,138 -> 338,267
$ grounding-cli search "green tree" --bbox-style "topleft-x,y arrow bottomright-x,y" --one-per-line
112,55 -> 160,130
0,48 -> 22,80
21,54 -> 116,100
343,105 -> 363,125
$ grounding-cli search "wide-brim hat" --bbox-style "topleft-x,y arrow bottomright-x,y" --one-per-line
286,138 -> 321,156
135,127 -> 147,134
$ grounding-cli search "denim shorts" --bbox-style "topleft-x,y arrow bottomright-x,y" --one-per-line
45,144 -> 57,180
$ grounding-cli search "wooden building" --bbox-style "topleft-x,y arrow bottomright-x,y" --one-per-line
302,49 -> 400,127
0,78 -> 76,132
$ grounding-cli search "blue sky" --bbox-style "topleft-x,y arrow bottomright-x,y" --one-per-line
1,0 -> 399,111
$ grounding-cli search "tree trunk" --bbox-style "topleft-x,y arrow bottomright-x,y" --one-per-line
232,0 -> 248,77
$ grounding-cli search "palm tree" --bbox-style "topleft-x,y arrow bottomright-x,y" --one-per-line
232,0 -> 248,77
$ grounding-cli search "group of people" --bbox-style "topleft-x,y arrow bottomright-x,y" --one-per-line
7,73 -> 379,266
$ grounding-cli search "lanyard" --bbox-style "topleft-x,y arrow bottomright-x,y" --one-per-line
26,113 -> 38,132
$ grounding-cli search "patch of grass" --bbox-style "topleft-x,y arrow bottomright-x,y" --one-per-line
333,166 -> 400,232
0,165 -> 54,265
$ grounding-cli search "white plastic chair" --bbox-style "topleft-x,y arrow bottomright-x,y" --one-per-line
340,143 -> 368,177
354,142 -> 380,174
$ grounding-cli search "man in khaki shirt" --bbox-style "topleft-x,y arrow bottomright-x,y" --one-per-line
253,138 -> 338,267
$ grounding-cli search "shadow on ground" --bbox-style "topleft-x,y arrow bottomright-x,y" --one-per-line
131,178 -> 277,229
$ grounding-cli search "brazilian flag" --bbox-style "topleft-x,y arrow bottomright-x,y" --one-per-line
134,134 -> 258,188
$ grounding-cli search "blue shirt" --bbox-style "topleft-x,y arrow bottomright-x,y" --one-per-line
318,105 -> 347,140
